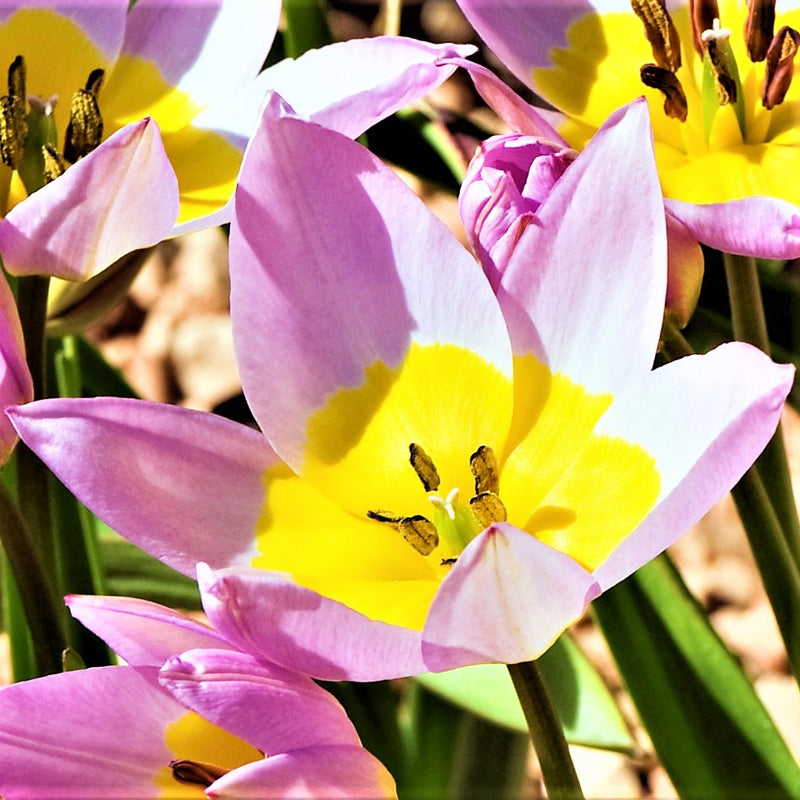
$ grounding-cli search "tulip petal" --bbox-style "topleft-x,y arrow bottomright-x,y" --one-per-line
498,99 -> 666,395
594,342 -> 794,588
255,38 -> 475,140
0,119 -> 178,280
160,648 -> 361,753
208,746 -> 397,799
119,0 -> 280,103
0,666 -> 181,799
422,524 -> 600,670
7,397 -> 276,574
664,196 -> 800,259
0,273 -> 31,462
199,565 -> 427,681
66,595 -> 231,666
231,94 -> 513,474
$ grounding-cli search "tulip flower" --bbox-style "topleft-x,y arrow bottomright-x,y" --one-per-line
0,0 -> 475,283
0,593 -> 396,799
8,95 -> 792,677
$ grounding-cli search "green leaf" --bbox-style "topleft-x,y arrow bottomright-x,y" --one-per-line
416,633 -> 633,753
281,0 -> 332,58
593,554 -> 800,799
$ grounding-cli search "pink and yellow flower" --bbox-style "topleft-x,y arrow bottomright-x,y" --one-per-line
0,593 -> 396,799
8,95 -> 791,677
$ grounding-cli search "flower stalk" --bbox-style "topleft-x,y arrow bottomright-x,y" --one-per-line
507,659 -> 584,800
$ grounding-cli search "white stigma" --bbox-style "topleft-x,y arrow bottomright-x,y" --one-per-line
702,18 -> 731,43
428,487 -> 460,520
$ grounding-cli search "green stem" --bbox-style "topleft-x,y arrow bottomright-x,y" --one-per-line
722,252 -> 800,567
0,480 -> 65,676
508,660 -> 584,800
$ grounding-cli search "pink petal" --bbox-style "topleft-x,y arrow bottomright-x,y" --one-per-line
209,746 -> 397,799
0,273 -> 31,463
498,99 -> 666,394
0,666 -> 180,799
120,0 -> 280,102
66,594 -> 231,666
422,524 -> 600,671
594,342 -> 794,589
160,648 -> 362,753
0,119 -> 178,280
7,397 -> 276,574
665,210 -> 705,328
258,38 -> 476,140
199,565 -> 427,681
664,196 -> 800,259
230,93 -> 511,470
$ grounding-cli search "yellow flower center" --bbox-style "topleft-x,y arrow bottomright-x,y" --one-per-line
533,1 -> 800,203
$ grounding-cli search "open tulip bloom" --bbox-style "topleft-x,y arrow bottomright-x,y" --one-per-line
0,593 -> 396,799
8,94 -> 792,678
0,0 -> 474,282
453,1 -> 800,263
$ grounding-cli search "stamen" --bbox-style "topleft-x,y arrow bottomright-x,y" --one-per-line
170,759 -> 229,788
702,20 -> 738,104
630,0 -> 682,72
441,557 -> 458,566
470,445 -> 499,496
640,64 -> 689,121
762,26 -> 800,108
367,510 -> 439,556
689,0 -> 720,55
64,68 -> 104,163
745,0 -> 776,62
42,144 -> 66,183
470,492 -> 508,528
409,442 -> 440,492
0,56 -> 27,169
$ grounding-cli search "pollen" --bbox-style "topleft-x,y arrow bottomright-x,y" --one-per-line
64,67 -> 104,163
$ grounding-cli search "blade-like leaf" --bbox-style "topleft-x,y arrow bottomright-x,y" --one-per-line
593,553 -> 800,798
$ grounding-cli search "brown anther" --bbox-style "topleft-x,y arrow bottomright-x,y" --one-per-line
367,510 -> 439,556
170,759 -> 229,788
469,445 -> 499,496
409,442 -> 440,492
745,0 -> 777,62
0,56 -> 27,169
630,0 -> 682,72
762,25 -> 800,108
64,68 -> 104,163
689,0 -> 720,55
640,64 -> 689,121
470,492 -> 507,528
42,144 -> 66,183
702,27 -> 738,104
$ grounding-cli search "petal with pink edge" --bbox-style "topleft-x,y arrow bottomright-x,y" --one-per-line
230,94 -> 512,471
664,196 -> 800,259
66,594 -> 231,667
0,272 -> 31,463
594,342 -> 794,589
160,648 -> 361,753
0,666 -> 182,799
0,119 -> 178,280
498,99 -> 666,395
199,565 -> 427,681
422,524 -> 600,671
7,397 -> 276,575
119,0 -> 280,102
255,38 -> 475,140
209,746 -> 397,799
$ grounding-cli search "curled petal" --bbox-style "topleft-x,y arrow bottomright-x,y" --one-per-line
664,196 -> 800,259
422,524 -> 600,671
0,273 -> 31,463
199,565 -> 427,681
208,746 -> 397,799
0,119 -> 179,280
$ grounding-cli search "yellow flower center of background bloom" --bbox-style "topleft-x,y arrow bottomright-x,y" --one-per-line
153,712 -> 262,798
251,344 -> 661,631
533,1 -> 800,204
